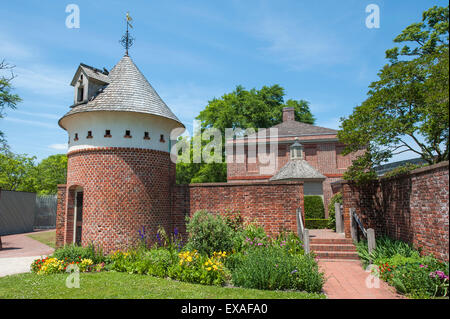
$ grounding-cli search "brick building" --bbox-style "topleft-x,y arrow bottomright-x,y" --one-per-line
226,107 -> 361,216
55,53 -> 359,252
56,54 -> 184,251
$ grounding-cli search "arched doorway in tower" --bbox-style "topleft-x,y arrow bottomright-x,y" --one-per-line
74,189 -> 83,245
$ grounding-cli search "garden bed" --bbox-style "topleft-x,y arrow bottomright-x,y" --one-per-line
12,211 -> 326,299
356,236 -> 449,299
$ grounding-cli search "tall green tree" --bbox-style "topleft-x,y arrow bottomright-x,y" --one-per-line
0,152 -> 36,192
197,84 -> 315,133
34,154 -> 67,194
176,85 -> 315,183
0,60 -> 22,151
339,5 -> 449,182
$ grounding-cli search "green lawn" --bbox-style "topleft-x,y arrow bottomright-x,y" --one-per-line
26,230 -> 56,248
0,272 -> 325,299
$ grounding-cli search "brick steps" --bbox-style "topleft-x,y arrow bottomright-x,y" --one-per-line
310,237 -> 359,260
311,243 -> 357,252
315,251 -> 360,260
310,238 -> 353,245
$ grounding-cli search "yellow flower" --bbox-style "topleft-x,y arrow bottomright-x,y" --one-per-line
206,267 -> 212,271
213,265 -> 218,270
187,256 -> 193,262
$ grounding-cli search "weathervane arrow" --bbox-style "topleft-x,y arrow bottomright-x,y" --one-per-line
120,11 -> 135,55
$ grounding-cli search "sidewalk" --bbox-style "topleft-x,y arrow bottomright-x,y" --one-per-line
0,230 -> 54,277
319,259 -> 404,299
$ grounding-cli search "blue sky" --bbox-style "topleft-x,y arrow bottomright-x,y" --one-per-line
0,0 -> 446,162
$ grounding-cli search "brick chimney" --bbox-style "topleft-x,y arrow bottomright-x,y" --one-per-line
282,107 -> 295,122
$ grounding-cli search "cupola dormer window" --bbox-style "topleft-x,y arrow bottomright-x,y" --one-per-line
104,130 -> 111,138
74,133 -> 79,141
77,86 -> 84,102
87,131 -> 93,139
144,132 -> 150,140
290,140 -> 304,160
124,130 -> 132,138
160,134 -> 165,143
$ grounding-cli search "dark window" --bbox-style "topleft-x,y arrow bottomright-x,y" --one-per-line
144,132 -> 150,140
160,134 -> 165,143
74,133 -> 79,141
87,131 -> 93,138
77,87 -> 84,102
124,130 -> 132,138
104,130 -> 111,137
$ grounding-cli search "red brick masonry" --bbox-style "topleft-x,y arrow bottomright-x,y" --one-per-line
338,161 -> 449,263
56,147 -> 175,252
172,181 -> 305,238
56,148 -> 305,252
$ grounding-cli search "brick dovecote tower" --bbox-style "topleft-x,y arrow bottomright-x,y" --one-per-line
57,55 -> 184,252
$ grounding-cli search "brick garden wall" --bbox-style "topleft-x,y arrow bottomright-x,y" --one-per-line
339,161 -> 449,262
172,181 -> 305,237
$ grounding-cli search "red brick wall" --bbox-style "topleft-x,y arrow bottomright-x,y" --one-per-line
55,184 -> 66,248
61,147 -> 175,253
341,161 -> 449,262
172,181 -> 305,237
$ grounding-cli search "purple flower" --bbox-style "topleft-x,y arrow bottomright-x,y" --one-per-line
156,233 -> 161,244
138,226 -> 145,240
257,243 -> 263,246
174,227 -> 179,236
291,269 -> 298,274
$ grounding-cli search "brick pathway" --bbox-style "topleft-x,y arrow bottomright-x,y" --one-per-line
0,230 -> 54,277
0,230 -> 54,258
319,259 -> 404,299
310,229 -> 404,299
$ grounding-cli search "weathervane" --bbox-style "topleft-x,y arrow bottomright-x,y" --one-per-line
120,12 -> 134,55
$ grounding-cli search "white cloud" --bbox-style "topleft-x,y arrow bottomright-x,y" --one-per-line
48,143 -> 68,151
14,110 -> 60,120
4,117 -> 56,129
13,65 -> 72,98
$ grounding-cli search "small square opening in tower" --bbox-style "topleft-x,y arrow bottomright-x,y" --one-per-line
144,132 -> 150,140
160,134 -> 165,143
124,130 -> 132,138
104,130 -> 112,138
87,131 -> 93,139
74,133 -> 79,141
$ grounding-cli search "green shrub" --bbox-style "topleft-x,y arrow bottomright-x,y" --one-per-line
168,250 -> 229,286
356,236 -> 418,268
231,246 -> 323,293
52,243 -> 105,264
304,196 -> 325,219
185,210 -> 237,255
356,236 -> 449,298
305,219 -> 329,229
377,254 -> 449,298
383,163 -> 425,178
327,192 -> 342,230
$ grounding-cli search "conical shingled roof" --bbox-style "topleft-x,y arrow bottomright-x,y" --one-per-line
59,55 -> 184,128
270,159 -> 326,181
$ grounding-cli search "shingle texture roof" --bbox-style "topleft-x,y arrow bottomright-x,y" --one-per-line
79,64 -> 109,84
257,120 -> 337,137
270,159 -> 326,181
61,55 -> 183,126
